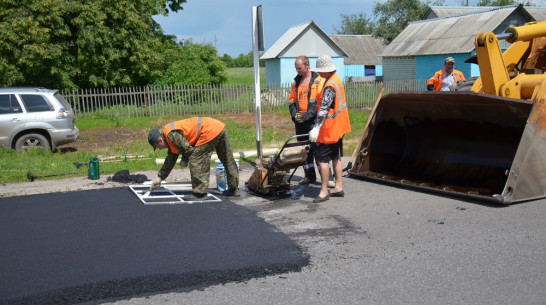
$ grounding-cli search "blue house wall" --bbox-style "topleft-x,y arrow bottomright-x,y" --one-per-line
344,65 -> 383,78
265,59 -> 281,86
345,65 -> 364,78
416,54 -> 474,80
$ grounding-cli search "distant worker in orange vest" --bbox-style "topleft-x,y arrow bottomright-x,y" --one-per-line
147,117 -> 239,198
288,55 -> 324,185
309,55 -> 351,203
427,57 -> 465,91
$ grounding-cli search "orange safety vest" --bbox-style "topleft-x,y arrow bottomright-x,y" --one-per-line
289,72 -> 324,113
427,69 -> 465,91
316,74 -> 351,144
162,117 -> 225,154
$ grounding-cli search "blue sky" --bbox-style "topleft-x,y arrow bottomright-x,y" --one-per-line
153,0 -> 545,57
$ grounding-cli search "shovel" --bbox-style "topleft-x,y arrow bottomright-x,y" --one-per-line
27,171 -> 80,182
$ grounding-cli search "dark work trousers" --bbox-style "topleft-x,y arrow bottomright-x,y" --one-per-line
295,122 -> 316,181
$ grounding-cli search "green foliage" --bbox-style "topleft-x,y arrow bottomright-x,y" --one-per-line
156,40 -> 228,85
475,0 -> 533,5
220,51 -> 265,68
477,0 -> 511,5
164,0 -> 187,13
333,0 -> 445,44
333,12 -> 375,35
373,0 -> 432,44
0,0 -> 185,89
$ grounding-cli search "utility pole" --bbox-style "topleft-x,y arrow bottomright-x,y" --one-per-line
252,5 -> 265,164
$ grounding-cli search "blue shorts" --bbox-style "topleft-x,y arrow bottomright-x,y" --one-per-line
315,138 -> 343,163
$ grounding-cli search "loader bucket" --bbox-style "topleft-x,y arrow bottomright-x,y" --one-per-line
349,91 -> 546,204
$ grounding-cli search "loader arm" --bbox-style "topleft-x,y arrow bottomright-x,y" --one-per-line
474,21 -> 546,101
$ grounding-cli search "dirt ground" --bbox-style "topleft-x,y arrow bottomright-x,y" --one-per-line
64,113 -> 294,153
0,113 -> 297,198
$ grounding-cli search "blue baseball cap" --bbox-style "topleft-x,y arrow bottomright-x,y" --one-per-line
148,129 -> 160,150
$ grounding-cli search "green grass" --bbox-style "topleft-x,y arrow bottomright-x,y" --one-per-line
226,67 -> 265,86
0,109 -> 369,185
0,68 -> 374,185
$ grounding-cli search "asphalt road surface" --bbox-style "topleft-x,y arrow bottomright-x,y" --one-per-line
0,188 -> 308,304
1,168 -> 546,305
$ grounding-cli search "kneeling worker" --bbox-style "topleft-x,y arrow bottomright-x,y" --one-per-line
148,117 -> 239,197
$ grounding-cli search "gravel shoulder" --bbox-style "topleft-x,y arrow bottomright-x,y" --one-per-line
0,162 -> 260,198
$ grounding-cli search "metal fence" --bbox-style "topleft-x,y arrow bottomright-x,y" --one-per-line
61,79 -> 428,119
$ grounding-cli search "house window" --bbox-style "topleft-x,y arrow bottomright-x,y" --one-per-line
365,65 -> 376,76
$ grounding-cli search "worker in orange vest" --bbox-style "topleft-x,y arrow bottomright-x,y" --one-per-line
147,117 -> 239,198
288,55 -> 325,185
427,57 -> 465,91
309,55 -> 351,203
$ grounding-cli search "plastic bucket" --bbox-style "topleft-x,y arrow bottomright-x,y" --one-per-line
215,160 -> 227,191
215,159 -> 239,191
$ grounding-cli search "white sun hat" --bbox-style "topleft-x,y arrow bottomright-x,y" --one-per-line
313,55 -> 337,73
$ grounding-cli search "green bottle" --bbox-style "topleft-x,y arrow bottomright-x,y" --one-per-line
88,157 -> 100,180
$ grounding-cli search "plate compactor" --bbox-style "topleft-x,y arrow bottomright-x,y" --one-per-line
247,134 -> 310,196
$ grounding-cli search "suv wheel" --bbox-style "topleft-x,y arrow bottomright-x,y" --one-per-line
15,133 -> 51,151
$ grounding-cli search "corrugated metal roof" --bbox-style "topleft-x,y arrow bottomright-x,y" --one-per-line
426,6 -> 546,21
260,21 -> 348,59
526,7 -> 546,21
424,6 -> 494,19
382,5 -> 524,57
328,35 -> 385,65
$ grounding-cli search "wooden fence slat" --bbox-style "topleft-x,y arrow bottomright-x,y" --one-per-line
61,79 -> 428,118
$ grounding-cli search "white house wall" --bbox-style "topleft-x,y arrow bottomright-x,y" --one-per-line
262,21 -> 349,86
278,27 -> 341,58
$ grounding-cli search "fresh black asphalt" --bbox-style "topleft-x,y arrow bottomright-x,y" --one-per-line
0,188 -> 309,304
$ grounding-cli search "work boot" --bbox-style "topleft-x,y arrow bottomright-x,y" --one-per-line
222,189 -> 240,197
298,177 -> 316,185
192,192 -> 207,199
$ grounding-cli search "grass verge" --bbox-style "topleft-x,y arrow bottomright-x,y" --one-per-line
0,109 -> 368,184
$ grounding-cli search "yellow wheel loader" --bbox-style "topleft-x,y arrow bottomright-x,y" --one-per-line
349,21 -> 546,204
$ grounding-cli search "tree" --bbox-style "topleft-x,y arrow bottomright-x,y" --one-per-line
0,0 -> 186,89
373,0 -> 436,44
220,51 -> 264,68
155,40 -> 227,85
333,12 -> 375,35
475,0 -> 534,5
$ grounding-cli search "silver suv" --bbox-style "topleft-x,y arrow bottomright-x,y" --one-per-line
0,88 -> 79,151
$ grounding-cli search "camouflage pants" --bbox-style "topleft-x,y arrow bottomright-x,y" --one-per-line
189,128 -> 239,195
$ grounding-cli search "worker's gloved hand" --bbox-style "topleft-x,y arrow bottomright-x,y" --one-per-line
294,113 -> 305,123
179,157 -> 188,168
150,177 -> 162,192
309,128 -> 319,142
